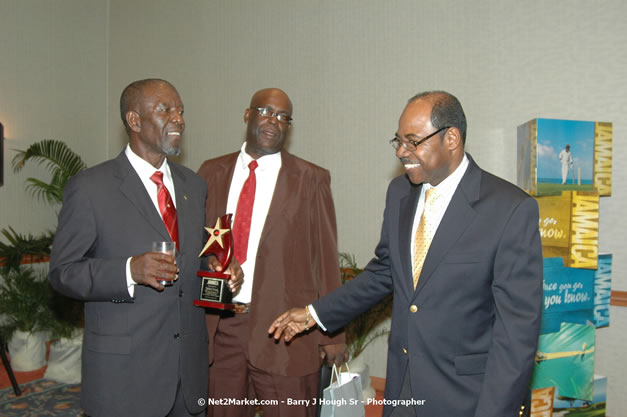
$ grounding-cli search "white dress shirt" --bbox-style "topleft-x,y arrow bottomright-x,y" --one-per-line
409,154 -> 468,261
311,154 -> 469,331
227,143 -> 282,304
124,144 -> 177,295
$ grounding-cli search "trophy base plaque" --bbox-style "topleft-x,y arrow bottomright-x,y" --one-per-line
193,270 -> 235,310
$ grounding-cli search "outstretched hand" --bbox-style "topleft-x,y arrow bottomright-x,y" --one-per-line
268,307 -> 316,342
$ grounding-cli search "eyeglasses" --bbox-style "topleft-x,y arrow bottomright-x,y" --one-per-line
254,107 -> 292,124
390,126 -> 450,151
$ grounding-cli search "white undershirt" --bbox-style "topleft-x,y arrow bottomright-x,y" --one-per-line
226,142 -> 282,304
124,145 -> 177,295
409,154 -> 468,263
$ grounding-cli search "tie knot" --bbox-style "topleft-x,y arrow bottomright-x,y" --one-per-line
248,160 -> 259,171
425,187 -> 438,202
150,171 -> 164,186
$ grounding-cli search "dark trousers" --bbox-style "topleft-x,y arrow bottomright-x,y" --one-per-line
208,313 -> 319,417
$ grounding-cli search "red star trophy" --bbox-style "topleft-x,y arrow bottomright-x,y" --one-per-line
194,214 -> 235,310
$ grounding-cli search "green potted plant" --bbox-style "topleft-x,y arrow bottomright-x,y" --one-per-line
0,139 -> 87,379
0,227 -> 54,272
0,226 -> 79,341
0,267 -> 56,371
339,252 -> 393,359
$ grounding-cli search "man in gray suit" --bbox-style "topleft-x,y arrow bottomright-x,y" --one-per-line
49,79 -> 241,417
270,91 -> 543,417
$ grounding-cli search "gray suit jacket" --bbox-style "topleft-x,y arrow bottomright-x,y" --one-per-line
49,151 -> 208,417
314,154 -> 542,417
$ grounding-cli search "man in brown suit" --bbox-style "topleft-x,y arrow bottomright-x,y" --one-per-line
197,88 -> 346,417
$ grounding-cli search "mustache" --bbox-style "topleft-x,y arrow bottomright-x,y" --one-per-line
400,157 -> 414,164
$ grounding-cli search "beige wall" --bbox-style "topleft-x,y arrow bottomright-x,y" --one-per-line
2,0 -> 627,413
0,0 -> 108,234
106,4 -> 627,413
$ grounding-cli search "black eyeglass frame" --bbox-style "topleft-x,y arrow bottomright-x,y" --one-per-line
390,126 -> 450,151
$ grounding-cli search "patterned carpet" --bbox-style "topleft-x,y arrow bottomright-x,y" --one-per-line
0,374 -> 380,416
0,379 -> 83,416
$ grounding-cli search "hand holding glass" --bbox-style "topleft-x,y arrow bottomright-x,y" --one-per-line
152,241 -> 176,286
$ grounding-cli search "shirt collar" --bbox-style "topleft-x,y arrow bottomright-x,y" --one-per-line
125,144 -> 171,180
425,153 -> 469,197
238,142 -> 282,171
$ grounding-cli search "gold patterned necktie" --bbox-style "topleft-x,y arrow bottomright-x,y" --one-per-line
412,188 -> 439,290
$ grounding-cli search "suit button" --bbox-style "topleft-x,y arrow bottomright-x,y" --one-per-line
178,290 -> 184,297
409,305 -> 418,313
402,348 -> 408,355
173,332 -> 180,339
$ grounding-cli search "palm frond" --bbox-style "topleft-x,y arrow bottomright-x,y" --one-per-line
339,252 -> 393,360
11,139 -> 87,204
24,177 -> 63,204
0,267 -> 57,340
349,328 -> 390,359
12,139 -> 87,175
0,227 -> 54,271
339,252 -> 358,269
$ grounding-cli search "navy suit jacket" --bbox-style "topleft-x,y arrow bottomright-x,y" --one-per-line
313,154 -> 542,417
49,151 -> 209,417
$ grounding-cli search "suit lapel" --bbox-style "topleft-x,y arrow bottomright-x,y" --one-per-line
170,163 -> 188,254
413,155 -> 482,297
115,152 -> 171,243
214,156 -> 237,217
201,153 -> 237,230
257,150 -> 292,249
398,182 -> 421,295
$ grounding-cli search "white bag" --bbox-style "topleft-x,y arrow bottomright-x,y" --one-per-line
44,329 -> 83,384
7,330 -> 46,371
320,363 -> 365,417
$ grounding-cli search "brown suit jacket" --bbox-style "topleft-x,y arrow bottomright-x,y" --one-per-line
197,149 -> 344,376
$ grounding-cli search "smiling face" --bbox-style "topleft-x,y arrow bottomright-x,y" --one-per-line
243,88 -> 292,159
126,80 -> 185,167
395,97 -> 462,186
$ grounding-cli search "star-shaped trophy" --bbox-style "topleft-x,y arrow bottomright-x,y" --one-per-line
194,214 -> 235,310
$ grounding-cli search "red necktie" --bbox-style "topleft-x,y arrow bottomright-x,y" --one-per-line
232,160 -> 258,264
150,171 -> 179,251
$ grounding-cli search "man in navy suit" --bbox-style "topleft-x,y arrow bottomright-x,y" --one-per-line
269,91 -> 543,417
50,79 -> 241,417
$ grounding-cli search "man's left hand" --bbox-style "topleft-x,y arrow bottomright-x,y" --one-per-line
319,343 -> 349,367
208,255 -> 244,294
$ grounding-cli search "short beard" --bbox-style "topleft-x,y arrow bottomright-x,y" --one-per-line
161,143 -> 181,157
